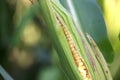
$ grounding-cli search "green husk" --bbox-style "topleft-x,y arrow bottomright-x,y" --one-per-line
38,0 -> 112,80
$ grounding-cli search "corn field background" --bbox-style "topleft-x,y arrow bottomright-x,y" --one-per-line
0,0 -> 120,80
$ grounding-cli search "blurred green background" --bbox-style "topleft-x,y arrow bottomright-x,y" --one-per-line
0,0 -> 62,80
0,0 -> 120,80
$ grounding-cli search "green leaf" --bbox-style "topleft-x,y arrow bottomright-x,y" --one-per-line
60,0 -> 114,63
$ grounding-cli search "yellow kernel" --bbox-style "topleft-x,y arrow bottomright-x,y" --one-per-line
64,31 -> 68,35
67,37 -> 71,41
73,52 -> 79,57
69,44 -> 74,48
71,47 -> 76,51
78,62 -> 84,66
